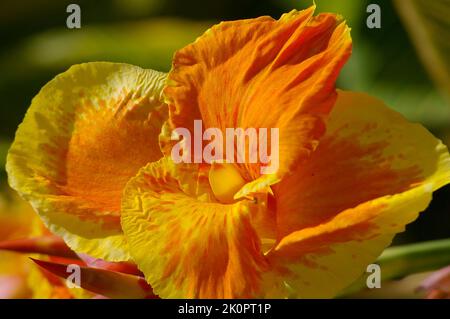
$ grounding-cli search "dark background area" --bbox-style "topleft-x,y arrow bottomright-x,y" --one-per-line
0,0 -> 448,244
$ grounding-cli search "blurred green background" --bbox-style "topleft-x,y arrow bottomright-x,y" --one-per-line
0,0 -> 449,244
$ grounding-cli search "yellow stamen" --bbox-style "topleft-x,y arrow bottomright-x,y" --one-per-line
208,162 -> 246,204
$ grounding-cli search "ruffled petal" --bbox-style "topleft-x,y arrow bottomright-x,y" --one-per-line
121,157 -> 269,298
7,62 -> 167,261
265,185 -> 433,298
164,5 -> 352,182
275,90 -> 450,237
264,90 -> 450,298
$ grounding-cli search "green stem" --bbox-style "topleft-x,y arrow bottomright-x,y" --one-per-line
341,238 -> 450,296
377,238 -> 450,280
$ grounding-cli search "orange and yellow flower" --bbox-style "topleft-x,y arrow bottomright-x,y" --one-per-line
4,6 -> 450,298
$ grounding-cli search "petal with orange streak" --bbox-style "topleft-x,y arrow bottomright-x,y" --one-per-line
121,157 -> 269,298
274,90 -> 450,237
7,62 -> 167,261
164,5 -> 352,185
262,91 -> 450,298
264,186 -> 432,298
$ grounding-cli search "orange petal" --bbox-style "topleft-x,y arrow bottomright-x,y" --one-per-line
0,236 -> 78,259
264,185 -> 432,298
121,157 -> 269,298
262,91 -> 450,298
7,62 -> 167,261
164,5 -> 351,181
274,90 -> 450,238
31,258 -> 155,299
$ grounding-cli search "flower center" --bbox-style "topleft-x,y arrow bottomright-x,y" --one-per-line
208,162 -> 246,204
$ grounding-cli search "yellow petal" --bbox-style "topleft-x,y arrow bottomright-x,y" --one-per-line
263,90 -> 450,298
121,157 -> 269,298
275,90 -> 450,238
7,62 -> 167,261
265,185 -> 432,298
164,5 -> 352,183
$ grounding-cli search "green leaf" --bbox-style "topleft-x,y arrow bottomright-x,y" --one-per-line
0,18 -> 211,74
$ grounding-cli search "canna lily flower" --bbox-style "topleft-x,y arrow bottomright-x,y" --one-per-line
5,5 -> 450,298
